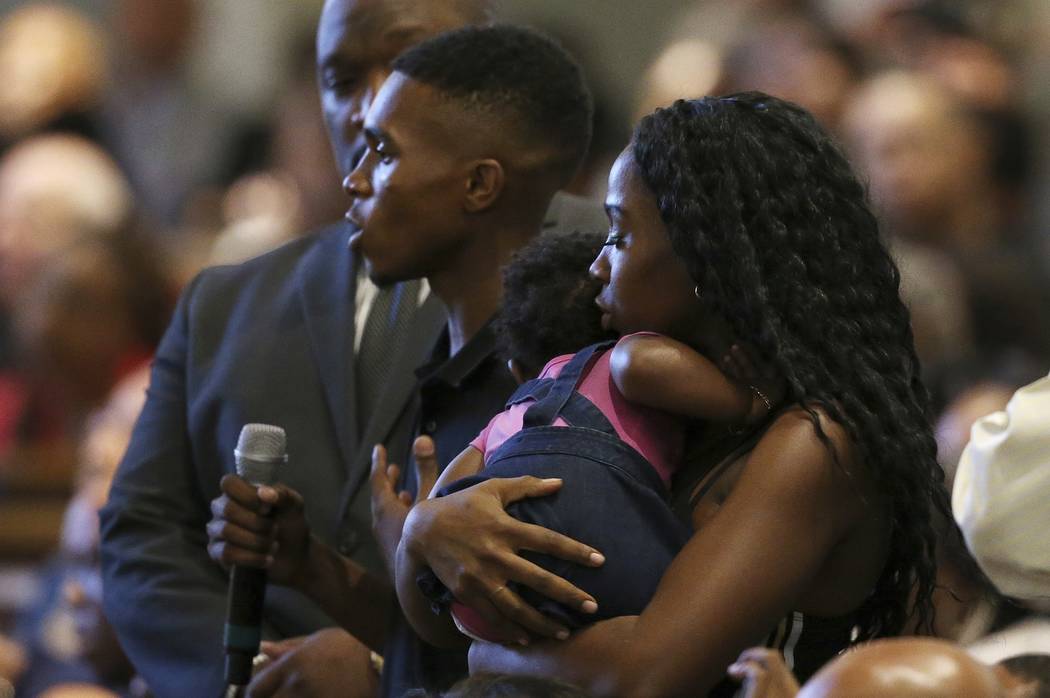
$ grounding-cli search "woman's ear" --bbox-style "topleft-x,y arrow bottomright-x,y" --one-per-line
464,159 -> 505,213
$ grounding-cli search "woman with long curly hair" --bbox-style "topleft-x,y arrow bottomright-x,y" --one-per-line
398,92 -> 948,696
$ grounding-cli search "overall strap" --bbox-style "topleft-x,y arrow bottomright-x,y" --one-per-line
505,377 -> 550,408
556,392 -> 617,435
522,340 -> 616,429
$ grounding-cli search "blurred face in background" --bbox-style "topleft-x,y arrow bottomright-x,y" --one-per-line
0,4 -> 106,139
114,0 -> 195,73
0,135 -> 131,310
723,19 -> 857,132
14,245 -> 139,410
315,0 -> 483,177
844,73 -> 988,238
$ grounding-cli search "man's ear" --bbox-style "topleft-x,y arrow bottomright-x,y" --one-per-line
464,159 -> 504,213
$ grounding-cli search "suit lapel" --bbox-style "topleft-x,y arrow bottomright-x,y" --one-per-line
298,226 -> 359,473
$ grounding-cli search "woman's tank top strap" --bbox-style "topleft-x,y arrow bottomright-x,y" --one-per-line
764,610 -> 856,682
522,340 -> 616,429
706,610 -> 856,697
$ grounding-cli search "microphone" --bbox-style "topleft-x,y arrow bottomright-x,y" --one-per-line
224,423 -> 287,687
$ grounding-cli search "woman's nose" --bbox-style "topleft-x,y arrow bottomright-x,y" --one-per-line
589,247 -> 609,281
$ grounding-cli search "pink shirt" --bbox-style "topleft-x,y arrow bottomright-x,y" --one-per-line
469,333 -> 684,487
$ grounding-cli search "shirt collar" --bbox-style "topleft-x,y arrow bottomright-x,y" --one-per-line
416,315 -> 502,389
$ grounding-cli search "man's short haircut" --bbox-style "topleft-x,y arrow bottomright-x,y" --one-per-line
392,24 -> 593,183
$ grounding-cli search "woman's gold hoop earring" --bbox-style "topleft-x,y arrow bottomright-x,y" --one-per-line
694,285 -> 702,300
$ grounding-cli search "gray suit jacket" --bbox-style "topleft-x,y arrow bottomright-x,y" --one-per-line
99,193 -> 605,698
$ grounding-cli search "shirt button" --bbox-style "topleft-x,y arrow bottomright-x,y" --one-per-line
423,420 -> 438,434
337,529 -> 359,555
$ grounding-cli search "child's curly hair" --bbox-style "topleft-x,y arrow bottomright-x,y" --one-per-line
495,231 -> 615,378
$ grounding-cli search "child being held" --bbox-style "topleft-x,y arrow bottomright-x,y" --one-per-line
408,231 -> 772,644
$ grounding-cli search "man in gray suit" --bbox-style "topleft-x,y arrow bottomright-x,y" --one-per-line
98,2 -> 603,697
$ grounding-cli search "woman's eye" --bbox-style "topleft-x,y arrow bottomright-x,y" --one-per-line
603,231 -> 625,248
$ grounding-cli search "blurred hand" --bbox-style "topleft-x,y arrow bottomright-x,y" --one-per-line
249,629 -> 377,698
401,476 -> 603,644
207,474 -> 312,589
728,647 -> 800,698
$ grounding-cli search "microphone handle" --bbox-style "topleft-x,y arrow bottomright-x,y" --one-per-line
224,564 -> 268,686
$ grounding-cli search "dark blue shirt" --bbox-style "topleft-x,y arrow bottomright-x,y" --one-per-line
380,317 -> 517,697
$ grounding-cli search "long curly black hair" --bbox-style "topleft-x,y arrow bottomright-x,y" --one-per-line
631,92 -> 947,639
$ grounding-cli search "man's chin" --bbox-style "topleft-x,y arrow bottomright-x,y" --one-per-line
363,260 -> 408,288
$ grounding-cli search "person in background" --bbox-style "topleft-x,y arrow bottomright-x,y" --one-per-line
13,235 -> 171,419
3,367 -> 150,698
0,4 -> 107,147
843,71 -> 1050,375
98,0 -> 234,228
0,135 -> 148,562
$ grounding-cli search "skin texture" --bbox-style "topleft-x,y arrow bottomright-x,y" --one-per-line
344,72 -> 489,287
250,629 -> 378,698
591,151 -> 701,341
405,147 -> 892,696
343,63 -> 568,353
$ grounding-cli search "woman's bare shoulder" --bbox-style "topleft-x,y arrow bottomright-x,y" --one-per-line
763,405 -> 856,463
744,404 -> 876,510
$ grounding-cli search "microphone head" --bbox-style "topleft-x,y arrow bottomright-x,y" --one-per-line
235,423 -> 286,485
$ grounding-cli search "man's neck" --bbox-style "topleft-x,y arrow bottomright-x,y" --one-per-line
439,271 -> 502,356
429,225 -> 537,356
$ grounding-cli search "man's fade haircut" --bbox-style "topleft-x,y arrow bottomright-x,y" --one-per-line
392,24 -> 593,185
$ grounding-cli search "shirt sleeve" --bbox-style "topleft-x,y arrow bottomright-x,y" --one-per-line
470,418 -> 494,457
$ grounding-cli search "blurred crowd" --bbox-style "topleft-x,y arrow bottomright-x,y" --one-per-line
0,0 -> 1046,695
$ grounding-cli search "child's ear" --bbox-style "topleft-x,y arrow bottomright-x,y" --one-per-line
507,358 -> 530,385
